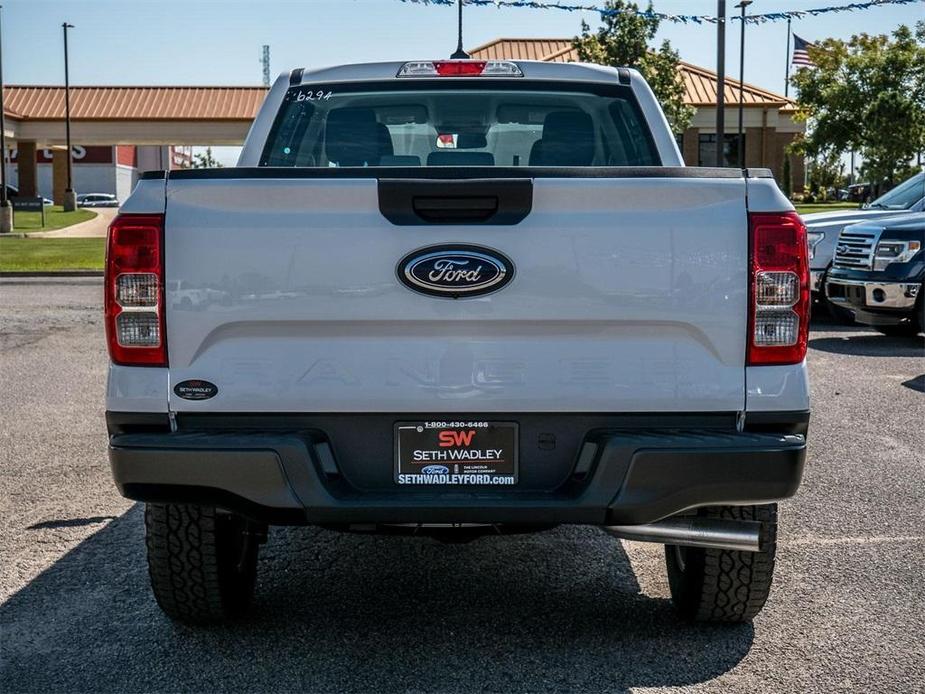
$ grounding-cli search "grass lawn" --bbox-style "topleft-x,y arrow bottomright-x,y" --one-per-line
0,237 -> 105,272
794,202 -> 859,215
11,205 -> 95,231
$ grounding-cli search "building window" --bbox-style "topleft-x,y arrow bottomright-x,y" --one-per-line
698,134 -> 746,168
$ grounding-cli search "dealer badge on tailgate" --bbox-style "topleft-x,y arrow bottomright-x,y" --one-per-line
395,421 -> 518,485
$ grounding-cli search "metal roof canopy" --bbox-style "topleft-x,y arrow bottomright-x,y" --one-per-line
3,85 -> 267,146
468,38 -> 797,109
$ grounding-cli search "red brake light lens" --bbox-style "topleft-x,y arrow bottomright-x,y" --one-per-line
104,213 -> 167,366
747,212 -> 810,366
433,60 -> 487,76
397,60 -> 523,78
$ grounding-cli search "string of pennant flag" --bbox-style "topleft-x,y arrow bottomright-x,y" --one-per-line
399,0 -> 923,24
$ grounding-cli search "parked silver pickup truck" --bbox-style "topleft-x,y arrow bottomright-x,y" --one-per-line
105,59 -> 810,625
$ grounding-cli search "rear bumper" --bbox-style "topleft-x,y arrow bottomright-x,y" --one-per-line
108,413 -> 807,526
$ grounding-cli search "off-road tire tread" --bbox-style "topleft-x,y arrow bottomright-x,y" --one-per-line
144,503 -> 255,624
666,504 -> 777,623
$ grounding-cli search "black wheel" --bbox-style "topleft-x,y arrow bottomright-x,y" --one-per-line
665,504 -> 777,623
144,503 -> 264,624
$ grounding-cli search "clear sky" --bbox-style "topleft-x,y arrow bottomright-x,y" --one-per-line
3,0 -> 921,163
5,0 -> 921,90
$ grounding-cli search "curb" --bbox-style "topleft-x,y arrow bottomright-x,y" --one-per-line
0,270 -> 103,278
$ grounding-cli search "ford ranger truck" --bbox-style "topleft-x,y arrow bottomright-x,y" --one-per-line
105,60 -> 810,625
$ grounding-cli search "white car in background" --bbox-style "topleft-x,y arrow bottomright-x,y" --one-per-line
76,193 -> 120,208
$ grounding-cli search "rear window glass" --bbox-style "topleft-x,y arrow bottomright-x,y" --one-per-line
259,80 -> 660,168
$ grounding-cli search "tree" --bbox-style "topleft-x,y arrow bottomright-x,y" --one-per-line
191,147 -> 223,169
791,22 -> 925,192
573,0 -> 693,134
807,152 -> 845,201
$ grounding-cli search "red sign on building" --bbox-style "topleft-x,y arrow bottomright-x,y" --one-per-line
9,145 -> 114,164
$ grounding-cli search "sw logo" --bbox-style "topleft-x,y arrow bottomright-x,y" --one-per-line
438,430 -> 476,447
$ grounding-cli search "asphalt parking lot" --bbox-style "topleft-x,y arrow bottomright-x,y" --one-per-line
1,278 -> 923,693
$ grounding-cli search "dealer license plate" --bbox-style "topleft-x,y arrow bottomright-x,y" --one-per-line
395,421 -> 518,486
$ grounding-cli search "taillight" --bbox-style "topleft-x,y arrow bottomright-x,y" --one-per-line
104,213 -> 167,366
747,211 -> 809,366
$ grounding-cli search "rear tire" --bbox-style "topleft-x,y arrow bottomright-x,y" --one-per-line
144,503 -> 263,624
665,504 -> 777,623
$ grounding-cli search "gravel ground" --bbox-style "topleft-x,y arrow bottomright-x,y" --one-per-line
1,278 -> 923,693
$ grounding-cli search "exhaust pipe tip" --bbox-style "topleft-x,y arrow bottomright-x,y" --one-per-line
606,516 -> 763,552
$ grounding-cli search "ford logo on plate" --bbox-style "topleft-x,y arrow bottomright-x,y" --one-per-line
397,244 -> 514,298
422,465 -> 450,475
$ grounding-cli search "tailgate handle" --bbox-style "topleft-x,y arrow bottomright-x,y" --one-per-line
378,179 -> 533,225
412,195 -> 498,223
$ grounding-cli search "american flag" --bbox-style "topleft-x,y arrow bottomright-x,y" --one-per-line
792,34 -> 815,68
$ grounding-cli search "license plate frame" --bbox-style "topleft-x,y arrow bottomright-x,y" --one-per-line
394,421 -> 518,486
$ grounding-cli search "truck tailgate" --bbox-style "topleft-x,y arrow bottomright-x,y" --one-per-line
163,175 -> 748,413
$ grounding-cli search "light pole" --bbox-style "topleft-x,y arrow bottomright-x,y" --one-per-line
735,0 -> 752,169
62,22 -> 76,212
784,17 -> 791,98
0,4 -> 11,233
715,0 -> 726,167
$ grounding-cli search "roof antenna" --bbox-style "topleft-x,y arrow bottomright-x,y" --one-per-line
450,0 -> 470,59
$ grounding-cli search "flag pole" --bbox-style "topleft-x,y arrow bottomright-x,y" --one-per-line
784,17 -> 791,98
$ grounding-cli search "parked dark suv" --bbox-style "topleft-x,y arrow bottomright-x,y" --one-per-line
826,213 -> 924,336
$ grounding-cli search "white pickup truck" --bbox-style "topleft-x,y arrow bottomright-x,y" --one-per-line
105,59 -> 810,625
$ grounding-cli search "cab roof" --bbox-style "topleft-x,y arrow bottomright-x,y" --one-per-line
286,60 -> 633,87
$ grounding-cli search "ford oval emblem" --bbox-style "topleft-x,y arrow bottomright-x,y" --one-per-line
397,244 -> 514,298
421,464 -> 450,475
